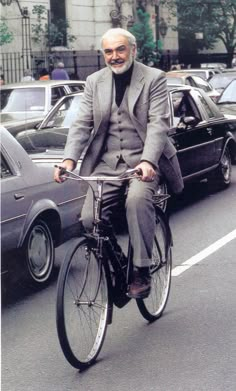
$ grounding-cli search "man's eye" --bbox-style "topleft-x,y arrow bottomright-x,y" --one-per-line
104,50 -> 112,55
117,47 -> 126,52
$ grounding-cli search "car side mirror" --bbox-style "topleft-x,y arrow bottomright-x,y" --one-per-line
182,116 -> 199,126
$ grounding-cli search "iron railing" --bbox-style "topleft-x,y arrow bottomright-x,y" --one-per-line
0,49 -> 106,83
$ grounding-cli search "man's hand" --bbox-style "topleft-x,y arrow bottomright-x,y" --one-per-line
54,159 -> 75,183
135,161 -> 156,182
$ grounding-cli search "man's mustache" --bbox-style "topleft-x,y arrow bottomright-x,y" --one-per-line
110,59 -> 125,65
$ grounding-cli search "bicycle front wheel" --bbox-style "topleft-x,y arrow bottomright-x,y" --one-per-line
56,237 -> 109,370
137,207 -> 172,322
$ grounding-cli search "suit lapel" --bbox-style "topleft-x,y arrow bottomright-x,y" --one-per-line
128,61 -> 145,115
97,68 -> 113,131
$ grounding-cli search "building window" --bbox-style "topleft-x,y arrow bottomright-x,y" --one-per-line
50,0 -> 67,46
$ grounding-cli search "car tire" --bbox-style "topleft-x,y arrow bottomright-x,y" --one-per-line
23,219 -> 55,285
208,146 -> 232,190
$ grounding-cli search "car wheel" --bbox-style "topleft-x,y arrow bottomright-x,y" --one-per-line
209,146 -> 232,189
23,219 -> 55,285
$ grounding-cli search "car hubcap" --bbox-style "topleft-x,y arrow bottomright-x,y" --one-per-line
28,225 -> 52,279
221,153 -> 230,182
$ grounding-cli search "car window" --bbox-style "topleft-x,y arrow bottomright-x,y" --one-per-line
51,86 -> 67,106
45,94 -> 82,128
190,71 -> 206,79
0,154 -> 13,179
1,88 -> 46,112
171,91 -> 200,126
186,77 -> 195,86
198,93 -> 215,118
69,84 -> 85,92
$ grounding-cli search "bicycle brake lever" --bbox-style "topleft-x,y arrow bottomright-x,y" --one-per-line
54,165 -> 66,175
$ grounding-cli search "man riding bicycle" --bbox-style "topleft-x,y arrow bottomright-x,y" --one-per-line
54,28 -> 183,299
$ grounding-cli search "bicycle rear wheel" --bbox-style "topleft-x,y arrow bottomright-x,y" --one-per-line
56,237 -> 109,369
136,207 -> 172,322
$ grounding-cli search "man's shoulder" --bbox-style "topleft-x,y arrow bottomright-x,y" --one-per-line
136,61 -> 164,76
87,67 -> 109,82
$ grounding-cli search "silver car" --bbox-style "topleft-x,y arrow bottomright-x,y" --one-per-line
1,126 -> 87,286
0,80 -> 85,136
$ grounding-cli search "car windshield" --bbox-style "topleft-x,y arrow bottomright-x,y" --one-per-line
217,80 -> 236,103
210,74 -> 236,89
1,88 -> 46,112
188,71 -> 207,79
167,77 -> 184,85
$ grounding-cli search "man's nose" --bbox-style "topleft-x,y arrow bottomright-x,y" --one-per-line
111,50 -> 119,59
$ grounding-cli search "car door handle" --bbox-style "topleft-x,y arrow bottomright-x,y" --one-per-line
14,193 -> 25,200
206,127 -> 213,136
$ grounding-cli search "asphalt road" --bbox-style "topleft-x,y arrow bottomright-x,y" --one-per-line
2,167 -> 236,391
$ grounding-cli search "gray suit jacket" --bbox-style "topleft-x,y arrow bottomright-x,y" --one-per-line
64,61 -> 183,193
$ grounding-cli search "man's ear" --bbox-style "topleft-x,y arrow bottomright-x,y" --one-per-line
132,44 -> 137,58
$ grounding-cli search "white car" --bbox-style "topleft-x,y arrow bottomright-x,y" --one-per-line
0,80 -> 85,136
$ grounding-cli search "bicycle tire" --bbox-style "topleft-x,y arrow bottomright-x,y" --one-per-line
56,237 -> 109,369
136,207 -> 172,322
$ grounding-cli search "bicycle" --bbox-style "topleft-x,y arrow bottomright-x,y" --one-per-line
55,166 -> 173,370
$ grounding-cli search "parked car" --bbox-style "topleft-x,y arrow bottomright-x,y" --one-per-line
16,88 -> 236,193
209,72 -> 236,94
170,68 -> 220,81
200,63 -> 226,71
217,79 -> 236,116
166,72 -> 220,102
1,126 -> 88,286
0,80 -> 85,136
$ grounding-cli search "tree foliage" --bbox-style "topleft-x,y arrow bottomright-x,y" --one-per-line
0,20 -> 14,46
31,5 -> 76,49
160,0 -> 236,64
129,9 -> 160,66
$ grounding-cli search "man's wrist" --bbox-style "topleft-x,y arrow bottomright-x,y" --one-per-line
63,159 -> 76,170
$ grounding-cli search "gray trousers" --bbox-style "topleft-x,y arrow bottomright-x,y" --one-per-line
81,160 -> 160,268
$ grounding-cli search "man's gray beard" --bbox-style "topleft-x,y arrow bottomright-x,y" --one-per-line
106,54 -> 134,75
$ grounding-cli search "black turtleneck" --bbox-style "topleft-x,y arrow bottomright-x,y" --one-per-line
113,63 -> 134,107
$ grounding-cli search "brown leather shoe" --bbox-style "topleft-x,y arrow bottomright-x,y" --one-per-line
127,269 -> 151,299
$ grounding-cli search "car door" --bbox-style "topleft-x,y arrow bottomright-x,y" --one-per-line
169,89 -> 217,180
1,152 -> 30,253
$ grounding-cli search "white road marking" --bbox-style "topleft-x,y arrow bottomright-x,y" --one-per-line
172,229 -> 236,277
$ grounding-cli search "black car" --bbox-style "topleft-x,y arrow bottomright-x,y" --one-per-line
16,87 -> 236,192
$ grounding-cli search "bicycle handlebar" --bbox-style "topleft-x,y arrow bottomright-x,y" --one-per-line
54,165 -> 142,182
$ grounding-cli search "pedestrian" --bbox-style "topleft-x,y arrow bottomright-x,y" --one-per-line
39,68 -> 50,80
166,49 -> 172,71
21,69 -> 35,82
51,62 -> 69,80
171,59 -> 181,71
54,28 -> 183,299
